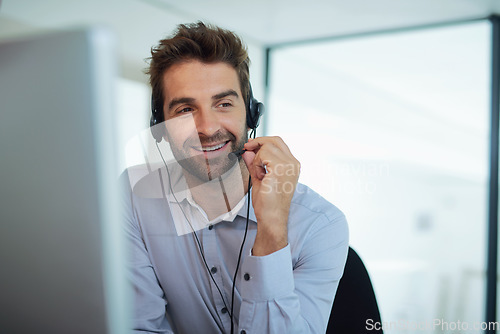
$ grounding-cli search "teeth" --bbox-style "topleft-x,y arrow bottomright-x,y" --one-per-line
201,142 -> 226,152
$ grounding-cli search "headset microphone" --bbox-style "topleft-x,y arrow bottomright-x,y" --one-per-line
228,149 -> 246,161
233,149 -> 246,157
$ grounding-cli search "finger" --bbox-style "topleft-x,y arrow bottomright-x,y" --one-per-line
243,139 -> 262,152
244,137 -> 294,158
247,144 -> 285,170
255,164 -> 267,180
253,151 -> 269,180
241,150 -> 255,171
242,151 -> 266,180
244,150 -> 268,180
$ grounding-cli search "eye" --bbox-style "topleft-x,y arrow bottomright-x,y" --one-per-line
217,102 -> 232,108
177,107 -> 193,114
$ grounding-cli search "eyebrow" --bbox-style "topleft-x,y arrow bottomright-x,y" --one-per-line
168,97 -> 195,111
212,89 -> 239,101
167,90 -> 240,111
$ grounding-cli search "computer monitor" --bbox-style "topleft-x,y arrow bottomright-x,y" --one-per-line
0,27 -> 129,333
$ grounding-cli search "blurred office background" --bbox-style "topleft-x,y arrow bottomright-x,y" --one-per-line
1,0 -> 499,332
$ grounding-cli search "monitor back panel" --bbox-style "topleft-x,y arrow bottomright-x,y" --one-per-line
0,28 -> 127,334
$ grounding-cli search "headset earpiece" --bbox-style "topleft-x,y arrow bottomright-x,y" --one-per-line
150,94 -> 165,143
246,85 -> 264,130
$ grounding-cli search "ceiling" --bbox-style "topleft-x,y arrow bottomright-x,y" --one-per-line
1,0 -> 499,83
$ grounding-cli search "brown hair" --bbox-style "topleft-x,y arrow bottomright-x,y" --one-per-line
147,21 -> 250,119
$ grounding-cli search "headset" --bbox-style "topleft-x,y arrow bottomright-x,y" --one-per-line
151,82 -> 264,334
150,84 -> 264,142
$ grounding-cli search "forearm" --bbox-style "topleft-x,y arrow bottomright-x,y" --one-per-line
252,213 -> 288,256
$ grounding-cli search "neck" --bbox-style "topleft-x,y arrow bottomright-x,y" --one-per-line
183,159 -> 249,220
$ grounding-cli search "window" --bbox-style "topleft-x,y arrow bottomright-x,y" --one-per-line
267,21 -> 490,328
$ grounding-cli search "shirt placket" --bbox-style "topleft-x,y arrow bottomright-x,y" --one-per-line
201,224 -> 232,332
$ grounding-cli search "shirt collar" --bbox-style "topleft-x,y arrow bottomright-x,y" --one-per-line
164,162 -> 257,225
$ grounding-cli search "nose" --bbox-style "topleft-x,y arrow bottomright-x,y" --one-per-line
194,108 -> 221,137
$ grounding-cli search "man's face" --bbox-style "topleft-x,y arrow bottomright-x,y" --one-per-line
162,60 -> 247,181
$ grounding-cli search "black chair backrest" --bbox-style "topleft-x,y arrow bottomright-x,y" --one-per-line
326,247 -> 383,333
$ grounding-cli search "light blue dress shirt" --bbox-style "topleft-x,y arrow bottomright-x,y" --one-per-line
122,165 -> 349,334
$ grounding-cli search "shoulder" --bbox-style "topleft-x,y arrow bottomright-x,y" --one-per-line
287,183 -> 348,244
118,163 -> 168,223
120,163 -> 169,199
290,183 -> 346,224
119,164 -> 177,235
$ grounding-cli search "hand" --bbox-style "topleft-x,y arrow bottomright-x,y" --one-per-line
242,136 -> 300,256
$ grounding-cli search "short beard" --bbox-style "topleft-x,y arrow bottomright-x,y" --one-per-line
168,128 -> 247,182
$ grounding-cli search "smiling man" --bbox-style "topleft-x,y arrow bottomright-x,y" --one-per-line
122,22 -> 349,334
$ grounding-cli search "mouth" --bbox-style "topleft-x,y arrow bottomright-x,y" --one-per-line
193,141 -> 230,153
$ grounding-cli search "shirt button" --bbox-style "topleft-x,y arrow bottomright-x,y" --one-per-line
243,273 -> 250,281
208,225 -> 213,230
211,266 -> 217,274
221,307 -> 227,314
240,330 -> 246,334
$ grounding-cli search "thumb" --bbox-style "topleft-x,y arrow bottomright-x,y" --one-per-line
242,151 -> 266,181
242,150 -> 256,175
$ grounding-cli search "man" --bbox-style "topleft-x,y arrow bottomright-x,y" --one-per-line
122,22 -> 349,333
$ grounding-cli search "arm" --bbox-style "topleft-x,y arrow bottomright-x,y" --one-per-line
121,172 -> 175,334
239,137 -> 349,333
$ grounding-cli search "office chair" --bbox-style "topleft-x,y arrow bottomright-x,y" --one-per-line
326,247 -> 383,333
